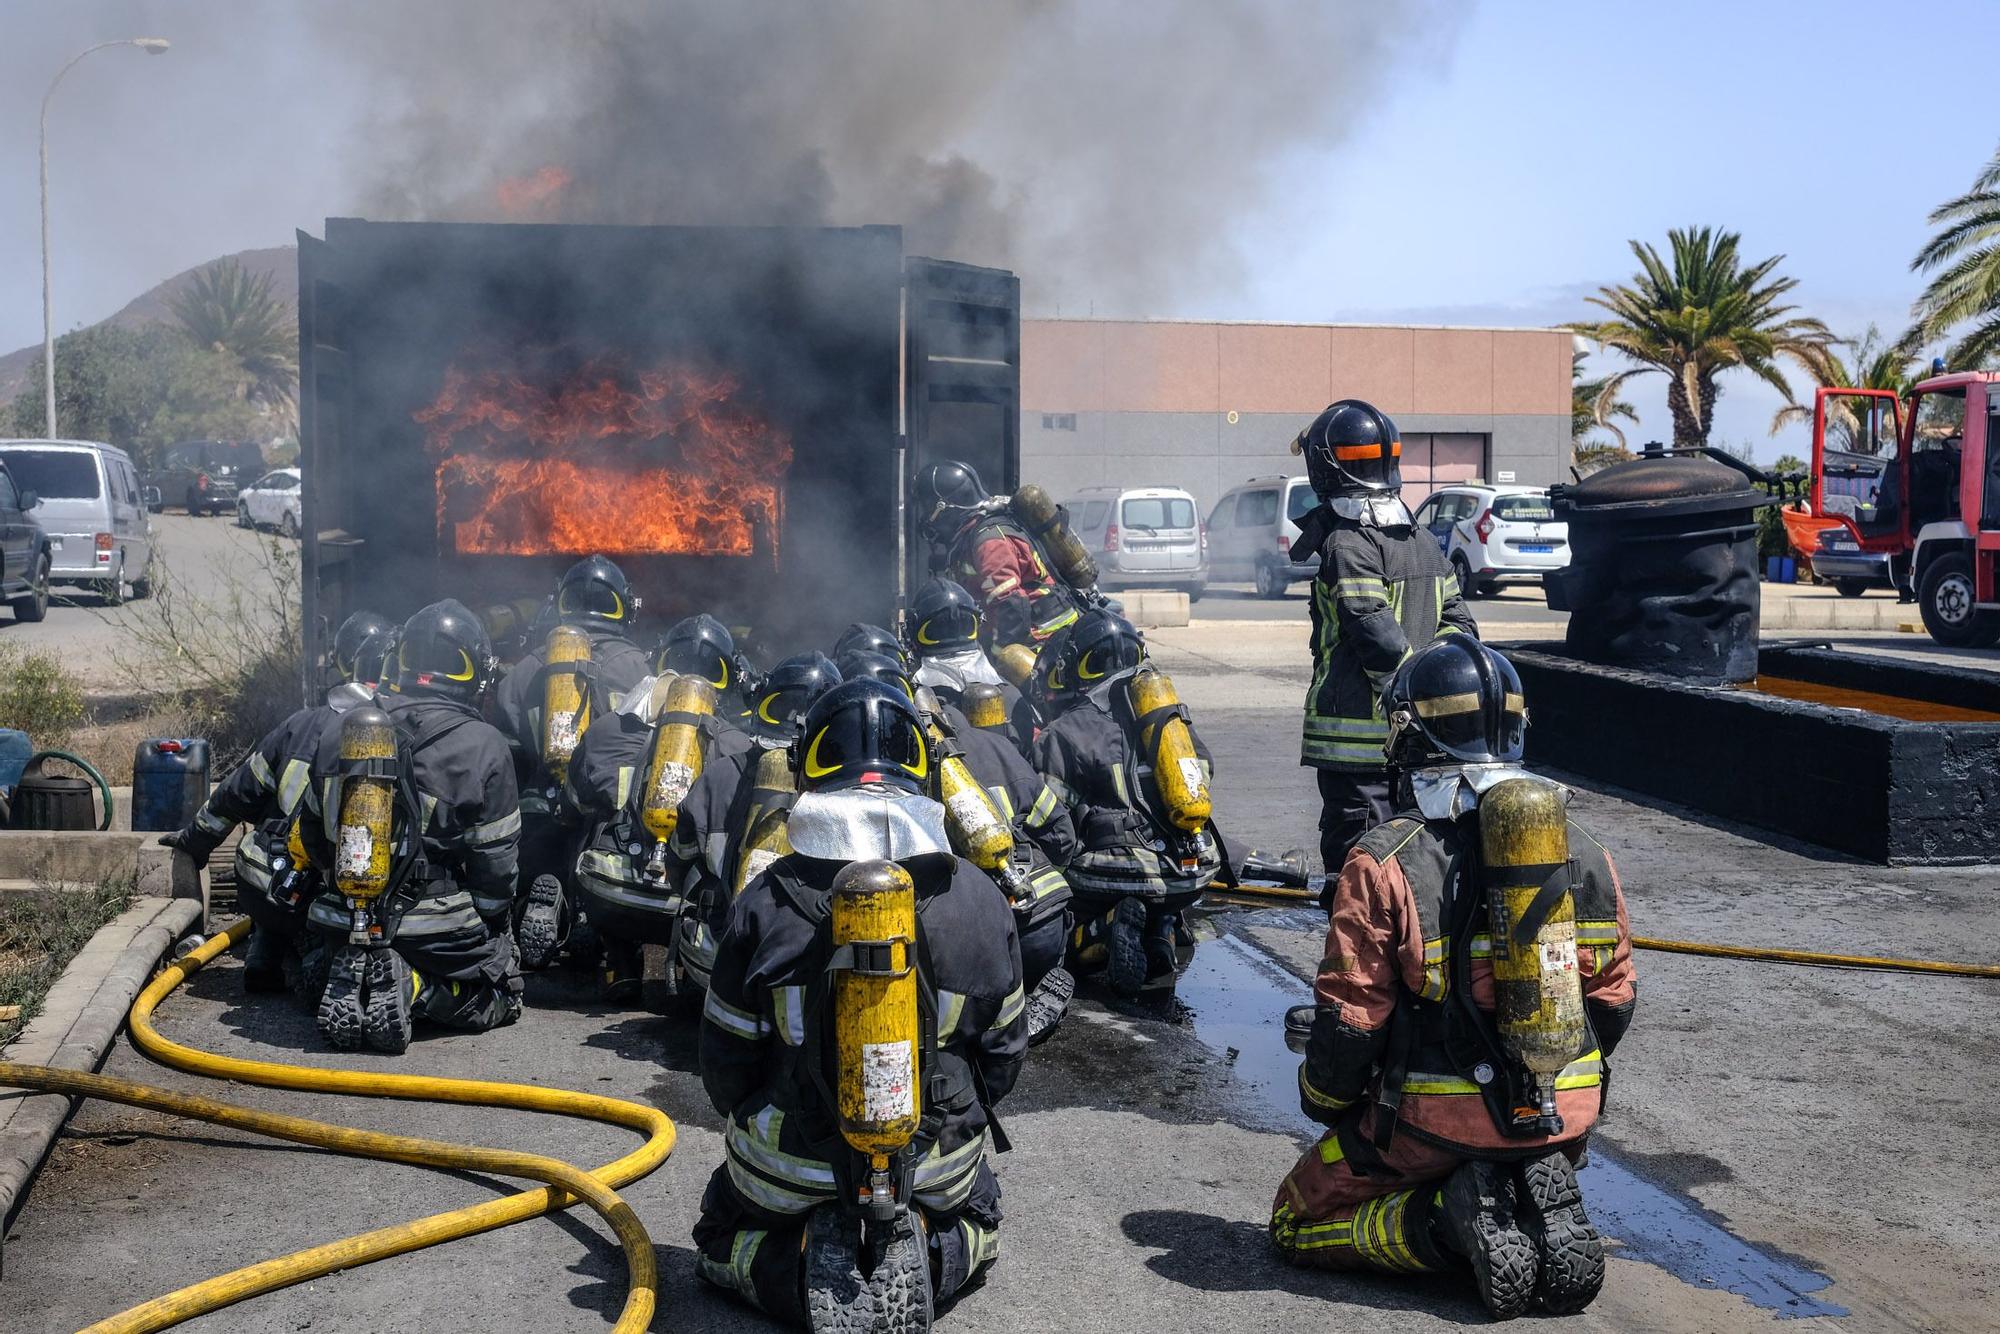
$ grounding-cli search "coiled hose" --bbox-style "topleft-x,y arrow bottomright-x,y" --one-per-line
0,917 -> 676,1333
1207,882 -> 2000,979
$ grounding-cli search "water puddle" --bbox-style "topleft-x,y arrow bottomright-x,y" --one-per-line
1179,912 -> 1847,1320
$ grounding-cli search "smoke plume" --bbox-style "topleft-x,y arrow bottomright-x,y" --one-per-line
319,0 -> 1467,313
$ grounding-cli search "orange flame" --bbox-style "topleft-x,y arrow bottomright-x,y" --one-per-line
494,165 -> 573,217
413,357 -> 790,560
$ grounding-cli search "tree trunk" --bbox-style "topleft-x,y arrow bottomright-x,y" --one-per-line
1667,363 -> 1702,449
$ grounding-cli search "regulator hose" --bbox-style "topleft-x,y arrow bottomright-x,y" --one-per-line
0,917 -> 677,1333
1208,882 -> 2000,979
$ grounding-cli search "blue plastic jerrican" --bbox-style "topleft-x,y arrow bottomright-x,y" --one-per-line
131,738 -> 212,832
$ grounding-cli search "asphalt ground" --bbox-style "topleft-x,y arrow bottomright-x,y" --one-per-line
6,617 -> 1998,1331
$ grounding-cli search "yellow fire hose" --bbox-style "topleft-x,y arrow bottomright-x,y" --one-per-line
1206,882 -> 2000,979
0,917 -> 677,1333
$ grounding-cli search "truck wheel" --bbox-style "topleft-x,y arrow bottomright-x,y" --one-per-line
10,554 -> 49,622
1918,554 -> 2000,646
1253,561 -> 1288,599
1834,578 -> 1870,599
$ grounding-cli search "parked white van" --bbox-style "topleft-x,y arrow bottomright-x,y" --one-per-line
0,440 -> 154,603
1063,485 -> 1207,601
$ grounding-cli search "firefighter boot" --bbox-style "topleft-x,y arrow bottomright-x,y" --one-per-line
1516,1150 -> 1604,1314
600,938 -> 643,1005
518,873 -> 565,971
1024,966 -> 1074,1045
803,1206 -> 932,1334
361,950 -> 417,1054
1104,898 -> 1149,998
1436,1159 -> 1538,1321
241,924 -> 287,994
1139,907 -> 1181,995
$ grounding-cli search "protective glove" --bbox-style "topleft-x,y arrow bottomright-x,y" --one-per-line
159,824 -> 222,870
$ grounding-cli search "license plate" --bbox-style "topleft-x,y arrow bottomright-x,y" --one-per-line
1520,544 -> 1553,554
1829,541 -> 1857,552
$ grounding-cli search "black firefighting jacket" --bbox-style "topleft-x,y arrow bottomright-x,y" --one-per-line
493,622 -> 653,778
945,705 -> 1076,924
1032,679 -> 1219,901
567,702 -> 751,846
1296,505 -> 1478,772
188,684 -> 375,853
700,849 -> 1026,1218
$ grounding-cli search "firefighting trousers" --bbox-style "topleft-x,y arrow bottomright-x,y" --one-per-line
1018,908 -> 1068,994
1316,768 -> 1392,906
1270,1122 -> 1458,1274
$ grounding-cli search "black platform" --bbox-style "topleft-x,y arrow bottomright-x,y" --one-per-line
1504,642 -> 2000,865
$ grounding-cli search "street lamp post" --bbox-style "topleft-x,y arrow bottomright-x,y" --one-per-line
39,37 -> 170,440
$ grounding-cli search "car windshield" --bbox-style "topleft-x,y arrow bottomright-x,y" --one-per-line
0,448 -> 100,500
1493,494 -> 1554,522
1287,485 -> 1318,521
1122,497 -> 1194,529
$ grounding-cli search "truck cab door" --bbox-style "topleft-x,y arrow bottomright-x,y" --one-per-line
1810,387 -> 1905,546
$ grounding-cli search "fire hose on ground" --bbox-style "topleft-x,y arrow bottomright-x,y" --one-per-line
1205,882 -> 2000,979
0,916 -> 676,1334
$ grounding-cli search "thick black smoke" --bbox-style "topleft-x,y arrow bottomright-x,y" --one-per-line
322,0 -> 1467,312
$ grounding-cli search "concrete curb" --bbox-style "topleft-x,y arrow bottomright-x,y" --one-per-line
1759,594 -> 1919,632
0,896 -> 203,1236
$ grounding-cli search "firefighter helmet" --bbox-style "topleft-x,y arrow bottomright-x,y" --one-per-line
747,652 -> 841,741
832,623 -> 910,672
912,460 -> 991,539
1294,399 -> 1403,499
656,612 -> 736,691
836,649 -> 914,698
396,599 -> 497,702
555,554 -> 637,628
797,677 -> 931,796
1029,622 -> 1078,717
1061,607 -> 1145,690
1383,637 -> 1527,768
352,627 -> 401,689
332,610 -> 394,684
908,577 -> 981,654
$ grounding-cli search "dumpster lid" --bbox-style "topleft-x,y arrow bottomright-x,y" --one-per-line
1553,453 -> 1770,519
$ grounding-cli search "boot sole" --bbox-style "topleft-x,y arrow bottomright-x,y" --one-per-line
317,946 -> 368,1051
1105,899 -> 1148,999
804,1207 -> 933,1334
1518,1151 -> 1605,1314
1025,966 -> 1075,1046
361,950 -> 415,1054
1440,1162 -> 1538,1321
518,874 -> 564,971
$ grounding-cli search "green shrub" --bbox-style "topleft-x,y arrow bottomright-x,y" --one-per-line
0,643 -> 88,748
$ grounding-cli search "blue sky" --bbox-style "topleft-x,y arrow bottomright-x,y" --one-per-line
2,0 -> 1993,463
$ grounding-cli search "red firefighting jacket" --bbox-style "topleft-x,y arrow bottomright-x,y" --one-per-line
944,513 -> 1079,648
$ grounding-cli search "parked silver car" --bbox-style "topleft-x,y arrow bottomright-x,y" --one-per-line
1207,474 -> 1319,598
1063,485 -> 1207,600
0,440 -> 154,603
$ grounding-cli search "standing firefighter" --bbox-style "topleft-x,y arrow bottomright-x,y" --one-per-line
1271,637 -> 1636,1320
296,600 -> 526,1047
493,554 -> 653,969
1035,609 -> 1220,998
693,678 -> 1025,1327
1293,400 -> 1477,897
913,461 -> 1082,652
161,610 -> 397,996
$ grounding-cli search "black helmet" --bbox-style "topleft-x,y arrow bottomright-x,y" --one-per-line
1383,637 -> 1526,768
332,610 -> 394,684
1029,623 -> 1076,717
1062,608 -> 1145,690
911,460 -> 990,539
908,578 -> 981,655
837,649 -> 914,697
656,613 -> 737,690
832,623 -> 910,672
353,627 -> 401,689
1294,399 -> 1403,499
747,652 -> 841,741
396,599 -> 497,701
555,554 -> 636,628
797,677 -> 930,796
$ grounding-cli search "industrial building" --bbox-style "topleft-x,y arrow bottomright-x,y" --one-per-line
1019,318 -> 1575,513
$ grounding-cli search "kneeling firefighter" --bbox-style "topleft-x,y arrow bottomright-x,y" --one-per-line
566,612 -> 759,1003
1270,637 -> 1636,1321
906,577 -> 1031,754
298,600 -> 525,1052
494,555 -> 654,970
913,461 -> 1087,653
693,678 -> 1026,1327
1034,609 -> 1221,998
161,610 -> 398,998
665,653 -> 842,1002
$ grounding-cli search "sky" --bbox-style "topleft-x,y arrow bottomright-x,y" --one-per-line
1,0 -> 1994,463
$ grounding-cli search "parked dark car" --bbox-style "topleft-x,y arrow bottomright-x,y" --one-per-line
0,459 -> 53,622
145,440 -> 267,516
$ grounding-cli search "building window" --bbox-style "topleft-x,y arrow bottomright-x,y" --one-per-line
1040,413 -> 1077,432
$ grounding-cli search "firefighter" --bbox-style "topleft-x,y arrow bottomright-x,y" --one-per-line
1293,400 -> 1477,902
1270,637 -> 1636,1320
831,621 -> 910,672
1034,609 -> 1219,998
160,610 -> 397,995
665,652 -> 842,1001
296,599 -> 524,1035
693,677 -> 1025,1323
656,612 -> 758,721
914,460 -> 1079,651
493,554 -> 653,969
906,576 -> 1029,750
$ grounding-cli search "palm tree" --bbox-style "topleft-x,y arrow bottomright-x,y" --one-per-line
1911,144 -> 2000,367
1571,351 -> 1641,449
1768,325 -> 1927,446
168,258 -> 296,413
1569,227 -> 1836,449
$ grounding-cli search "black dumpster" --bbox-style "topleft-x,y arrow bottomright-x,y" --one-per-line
1546,450 -> 1774,683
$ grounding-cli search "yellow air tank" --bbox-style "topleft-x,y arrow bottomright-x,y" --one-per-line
929,723 -> 1026,900
1479,776 -> 1587,1133
333,707 -> 398,940
732,747 -> 795,894
829,859 -> 922,1183
640,676 -> 717,844
541,625 -> 593,784
993,642 -> 1038,689
962,683 -> 1009,732
1127,668 -> 1211,833
1010,483 -> 1100,592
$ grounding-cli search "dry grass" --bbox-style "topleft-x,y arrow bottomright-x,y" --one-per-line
0,871 -> 135,1039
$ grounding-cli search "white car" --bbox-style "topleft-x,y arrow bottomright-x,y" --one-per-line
1413,484 -> 1569,597
236,468 -> 302,538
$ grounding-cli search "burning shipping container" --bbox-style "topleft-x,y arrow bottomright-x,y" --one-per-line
297,218 -> 1018,693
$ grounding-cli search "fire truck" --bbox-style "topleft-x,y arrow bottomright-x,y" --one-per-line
1809,371 -> 2000,645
